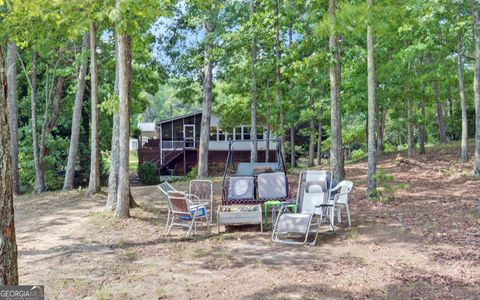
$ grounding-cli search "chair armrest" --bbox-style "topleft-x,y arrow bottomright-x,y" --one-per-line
330,184 -> 341,192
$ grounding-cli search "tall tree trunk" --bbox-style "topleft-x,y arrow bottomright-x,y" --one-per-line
419,96 -> 426,154
407,97 -> 414,157
115,17 -> 132,218
40,77 -> 64,184
274,0 -> 286,162
88,22 -> 101,194
471,0 -> 480,175
6,43 -> 19,195
0,46 -> 19,285
308,79 -> 315,167
377,105 -> 385,154
317,107 -> 323,166
265,80 -> 270,163
433,81 -> 447,144
317,78 -> 326,165
448,83 -> 454,140
31,53 -> 44,193
290,127 -> 296,167
288,11 -> 296,168
198,22 -> 214,178
63,33 -> 90,191
329,0 -> 345,182
250,1 -> 258,163
107,38 -> 120,210
458,3 -> 469,162
367,0 -> 377,198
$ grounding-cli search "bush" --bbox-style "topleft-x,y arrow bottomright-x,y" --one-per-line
138,162 -> 160,185
351,148 -> 367,161
373,169 -> 408,202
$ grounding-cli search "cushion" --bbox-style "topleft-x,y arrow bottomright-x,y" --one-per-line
307,184 -> 323,193
228,177 -> 255,200
179,206 -> 206,220
258,172 -> 287,200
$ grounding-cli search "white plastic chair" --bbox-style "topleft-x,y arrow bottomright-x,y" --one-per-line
330,181 -> 353,226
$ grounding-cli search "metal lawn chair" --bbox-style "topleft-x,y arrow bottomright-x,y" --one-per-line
166,191 -> 210,237
272,170 -> 334,245
158,181 -> 177,231
189,180 -> 214,222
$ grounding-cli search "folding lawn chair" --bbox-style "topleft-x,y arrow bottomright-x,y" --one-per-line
158,181 -> 177,230
166,191 -> 210,237
189,180 -> 214,222
272,170 -> 334,245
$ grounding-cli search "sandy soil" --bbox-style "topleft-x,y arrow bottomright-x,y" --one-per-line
14,144 -> 480,299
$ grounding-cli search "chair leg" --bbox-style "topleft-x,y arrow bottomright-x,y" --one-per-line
188,218 -> 196,238
167,214 -> 175,235
165,209 -> 171,232
346,203 -> 351,227
337,206 -> 342,223
329,207 -> 335,226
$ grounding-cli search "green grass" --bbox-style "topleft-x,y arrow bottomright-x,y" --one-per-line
129,150 -> 138,171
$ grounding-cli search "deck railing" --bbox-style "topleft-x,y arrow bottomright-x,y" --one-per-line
162,140 -> 196,149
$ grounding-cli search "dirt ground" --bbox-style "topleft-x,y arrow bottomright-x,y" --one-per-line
14,144 -> 480,299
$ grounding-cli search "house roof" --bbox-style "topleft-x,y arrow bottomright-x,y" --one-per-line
155,111 -> 202,125
137,122 -> 156,133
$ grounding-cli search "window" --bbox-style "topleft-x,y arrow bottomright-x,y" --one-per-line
218,127 -> 225,141
162,123 -> 172,140
173,119 -> 183,140
243,126 -> 251,140
256,127 -> 264,140
224,127 -> 233,140
234,127 -> 242,140
209,126 -> 218,141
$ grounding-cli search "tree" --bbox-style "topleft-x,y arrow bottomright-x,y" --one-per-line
6,43 -> 19,195
407,96 -> 414,157
471,0 -> 480,176
308,80 -> 316,167
328,0 -> 344,182
115,0 -> 133,218
457,3 -> 468,162
250,0 -> 258,163
433,80 -> 447,144
30,52 -> 44,193
366,0 -> 376,198
0,47 -> 19,285
63,33 -> 90,191
198,21 -> 215,178
88,22 -> 101,194
274,0 -> 286,163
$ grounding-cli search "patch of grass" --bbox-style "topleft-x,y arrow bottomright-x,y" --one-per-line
88,211 -> 114,225
129,150 -> 138,171
119,248 -> 137,262
95,288 -> 111,300
346,228 -> 358,240
191,248 -> 210,258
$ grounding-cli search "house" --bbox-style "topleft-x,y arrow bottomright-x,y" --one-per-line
137,111 -> 277,175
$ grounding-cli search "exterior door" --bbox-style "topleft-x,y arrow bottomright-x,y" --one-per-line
184,124 -> 195,148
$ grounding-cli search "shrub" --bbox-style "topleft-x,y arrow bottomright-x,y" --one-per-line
138,162 -> 160,185
351,148 -> 366,161
373,169 -> 408,202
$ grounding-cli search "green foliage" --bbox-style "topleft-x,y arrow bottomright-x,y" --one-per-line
351,149 -> 367,161
372,169 -> 408,202
138,162 -> 160,185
